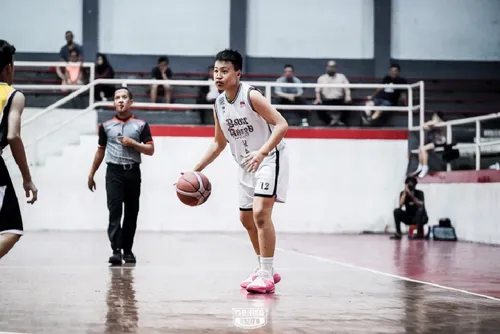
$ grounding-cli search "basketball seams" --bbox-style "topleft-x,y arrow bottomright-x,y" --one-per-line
175,171 -> 212,206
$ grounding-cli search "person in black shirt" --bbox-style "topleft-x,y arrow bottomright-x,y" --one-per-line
150,56 -> 173,103
390,176 -> 428,240
363,64 -> 408,125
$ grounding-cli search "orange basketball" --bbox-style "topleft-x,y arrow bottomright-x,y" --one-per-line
175,171 -> 212,206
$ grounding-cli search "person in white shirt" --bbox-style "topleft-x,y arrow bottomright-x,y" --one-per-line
192,49 -> 289,294
313,60 -> 351,126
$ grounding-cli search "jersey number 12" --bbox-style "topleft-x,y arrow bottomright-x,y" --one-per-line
260,182 -> 270,191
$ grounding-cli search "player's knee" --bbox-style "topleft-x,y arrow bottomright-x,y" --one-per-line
0,234 -> 21,258
253,209 -> 270,228
240,211 -> 255,230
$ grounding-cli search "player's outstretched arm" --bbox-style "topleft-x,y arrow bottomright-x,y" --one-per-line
193,107 -> 227,172
8,92 -> 38,204
250,89 -> 288,155
8,93 -> 32,182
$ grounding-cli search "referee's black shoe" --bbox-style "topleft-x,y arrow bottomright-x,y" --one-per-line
123,252 -> 136,264
109,250 -> 122,265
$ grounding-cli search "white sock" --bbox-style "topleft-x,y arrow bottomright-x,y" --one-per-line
417,163 -> 423,170
260,257 -> 274,275
257,255 -> 261,269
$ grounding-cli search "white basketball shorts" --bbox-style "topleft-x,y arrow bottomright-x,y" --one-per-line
238,147 -> 289,211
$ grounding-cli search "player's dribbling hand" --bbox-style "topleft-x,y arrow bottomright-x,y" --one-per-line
23,180 -> 38,204
243,151 -> 266,173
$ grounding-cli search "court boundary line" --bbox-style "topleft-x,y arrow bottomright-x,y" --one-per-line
222,235 -> 500,302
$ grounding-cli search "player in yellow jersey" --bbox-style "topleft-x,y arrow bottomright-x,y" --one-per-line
0,40 -> 38,259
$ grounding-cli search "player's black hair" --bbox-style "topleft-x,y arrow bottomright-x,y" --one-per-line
215,49 -> 243,72
0,40 -> 16,73
284,64 -> 294,71
158,56 -> 169,64
405,176 -> 417,185
114,86 -> 134,100
390,63 -> 401,71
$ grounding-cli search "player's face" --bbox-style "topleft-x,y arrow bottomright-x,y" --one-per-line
114,89 -> 133,114
213,61 -> 240,91
3,61 -> 14,85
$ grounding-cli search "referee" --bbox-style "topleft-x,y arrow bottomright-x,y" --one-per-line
88,87 -> 154,265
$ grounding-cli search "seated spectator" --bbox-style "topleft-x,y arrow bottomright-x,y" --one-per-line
196,65 -> 220,124
151,56 -> 173,103
410,111 -> 446,178
275,64 -> 309,127
94,53 -> 115,101
56,30 -> 84,82
390,176 -> 428,240
61,50 -> 83,92
313,60 -> 351,126
363,64 -> 407,126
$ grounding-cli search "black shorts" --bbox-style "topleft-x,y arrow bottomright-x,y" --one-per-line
0,156 -> 23,235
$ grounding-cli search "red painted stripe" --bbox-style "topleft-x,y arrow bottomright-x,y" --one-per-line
419,170 -> 500,184
148,125 -> 409,140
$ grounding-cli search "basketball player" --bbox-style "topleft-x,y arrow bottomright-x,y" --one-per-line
192,49 -> 289,294
0,40 -> 38,259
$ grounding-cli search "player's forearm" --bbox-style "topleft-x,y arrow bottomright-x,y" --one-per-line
194,142 -> 224,172
8,137 -> 32,182
133,142 -> 154,156
89,149 -> 105,177
259,122 -> 288,155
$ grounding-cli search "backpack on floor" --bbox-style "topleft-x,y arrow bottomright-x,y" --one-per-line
432,218 -> 457,241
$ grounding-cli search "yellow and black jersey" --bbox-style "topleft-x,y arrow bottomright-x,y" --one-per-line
0,82 -> 17,152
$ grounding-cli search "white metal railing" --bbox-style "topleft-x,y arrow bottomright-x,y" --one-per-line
15,77 -> 424,129
409,112 -> 500,170
13,60 -> 96,106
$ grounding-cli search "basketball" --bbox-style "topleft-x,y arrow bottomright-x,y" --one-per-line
175,171 -> 212,206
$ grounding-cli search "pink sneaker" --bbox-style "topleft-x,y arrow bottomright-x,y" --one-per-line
246,270 -> 275,294
240,268 -> 281,289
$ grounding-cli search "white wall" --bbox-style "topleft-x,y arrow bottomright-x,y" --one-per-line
0,0 -> 83,53
98,0 -> 230,55
12,133 -> 500,244
246,0 -> 374,58
15,135 -> 408,234
419,183 -> 500,245
392,0 -> 500,61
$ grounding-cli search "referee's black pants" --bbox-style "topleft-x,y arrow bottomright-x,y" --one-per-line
105,163 -> 141,253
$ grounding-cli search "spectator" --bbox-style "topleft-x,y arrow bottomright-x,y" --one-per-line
363,64 -> 407,126
150,56 -> 173,103
410,111 -> 446,178
313,60 -> 351,126
61,49 -> 83,92
390,176 -> 428,240
56,31 -> 84,82
275,64 -> 309,127
94,53 -> 115,101
196,65 -> 220,124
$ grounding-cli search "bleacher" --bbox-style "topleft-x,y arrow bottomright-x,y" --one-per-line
14,67 -> 500,128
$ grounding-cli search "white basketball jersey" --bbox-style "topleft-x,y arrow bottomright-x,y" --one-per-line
214,82 -> 286,166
